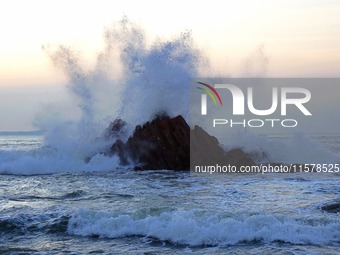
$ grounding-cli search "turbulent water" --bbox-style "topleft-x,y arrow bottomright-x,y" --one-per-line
1,18 -> 339,254
0,135 -> 339,254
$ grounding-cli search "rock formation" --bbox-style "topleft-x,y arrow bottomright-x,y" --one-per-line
190,125 -> 254,169
104,118 -> 127,140
108,115 -> 190,170
107,114 -> 255,170
321,202 -> 340,213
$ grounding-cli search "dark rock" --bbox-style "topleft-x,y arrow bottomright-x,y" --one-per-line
110,139 -> 128,165
190,125 -> 254,169
110,115 -> 190,170
190,125 -> 224,164
321,202 -> 340,213
104,119 -> 127,139
224,148 -> 255,168
108,114 -> 255,170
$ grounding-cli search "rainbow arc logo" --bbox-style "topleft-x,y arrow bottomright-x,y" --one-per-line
196,82 -> 223,106
196,82 -> 222,115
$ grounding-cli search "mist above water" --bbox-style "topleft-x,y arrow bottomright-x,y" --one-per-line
0,17 -> 338,175
36,17 -> 202,157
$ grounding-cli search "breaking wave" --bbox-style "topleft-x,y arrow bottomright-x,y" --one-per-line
67,208 -> 340,246
0,17 -> 339,174
0,17 -> 202,175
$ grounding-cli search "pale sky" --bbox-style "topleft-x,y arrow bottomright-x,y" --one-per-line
0,0 -> 340,131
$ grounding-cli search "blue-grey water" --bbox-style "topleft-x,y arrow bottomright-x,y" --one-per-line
0,135 -> 339,254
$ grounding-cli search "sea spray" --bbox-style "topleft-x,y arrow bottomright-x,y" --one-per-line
221,132 -> 340,164
0,17 -> 204,174
39,17 -> 203,155
1,18 -> 339,174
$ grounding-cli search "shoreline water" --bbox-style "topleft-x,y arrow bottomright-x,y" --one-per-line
0,135 -> 339,254
0,170 -> 339,254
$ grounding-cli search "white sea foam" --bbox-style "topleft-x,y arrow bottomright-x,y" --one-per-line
1,17 -> 339,175
68,208 -> 340,246
0,149 -> 120,175
0,18 -> 202,175
40,17 -> 202,144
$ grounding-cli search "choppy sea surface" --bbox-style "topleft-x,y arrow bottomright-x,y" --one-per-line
0,135 -> 339,255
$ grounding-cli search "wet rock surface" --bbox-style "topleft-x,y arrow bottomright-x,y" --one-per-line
190,125 -> 254,169
107,115 -> 254,170
321,202 -> 340,213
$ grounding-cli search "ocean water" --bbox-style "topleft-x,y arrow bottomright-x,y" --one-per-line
0,135 -> 339,255
1,19 -> 339,254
